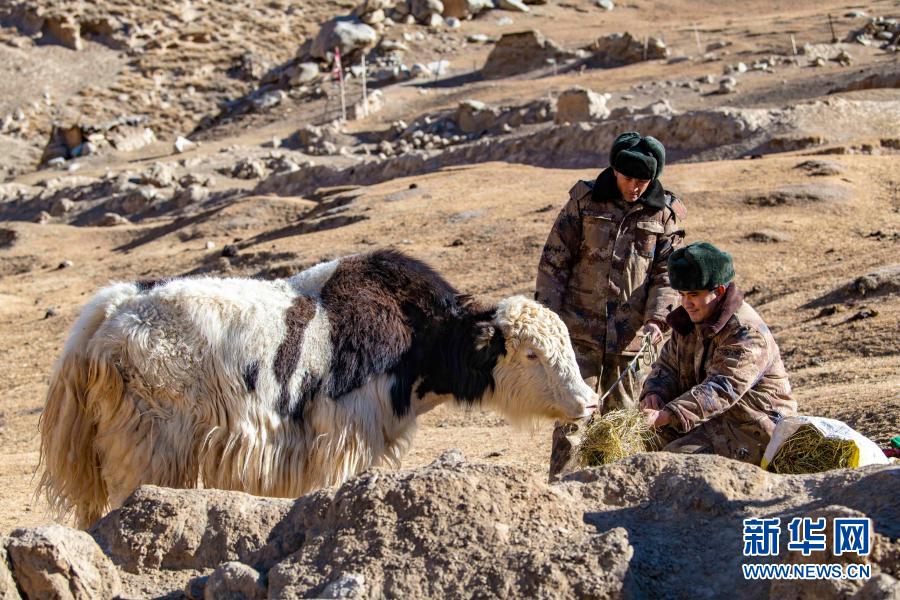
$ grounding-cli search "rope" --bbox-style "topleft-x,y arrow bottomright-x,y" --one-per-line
597,333 -> 660,406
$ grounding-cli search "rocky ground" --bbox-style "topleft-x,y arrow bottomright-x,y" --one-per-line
0,0 -> 898,597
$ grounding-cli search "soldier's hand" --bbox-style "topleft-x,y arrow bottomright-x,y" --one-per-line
642,408 -> 673,428
641,321 -> 664,344
641,393 -> 664,410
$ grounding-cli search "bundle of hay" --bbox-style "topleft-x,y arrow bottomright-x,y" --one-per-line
768,424 -> 857,474
578,408 -> 659,466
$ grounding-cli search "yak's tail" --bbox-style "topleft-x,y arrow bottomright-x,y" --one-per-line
38,283 -> 137,528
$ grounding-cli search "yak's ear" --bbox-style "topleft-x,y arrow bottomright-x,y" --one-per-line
472,321 -> 505,363
474,323 -> 496,351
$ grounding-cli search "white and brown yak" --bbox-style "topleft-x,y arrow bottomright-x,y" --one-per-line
39,250 -> 597,526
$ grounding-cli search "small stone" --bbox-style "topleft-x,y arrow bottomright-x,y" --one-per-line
97,212 -> 130,227
174,136 -> 197,153
497,0 -> 529,12
49,197 -> 75,217
221,244 -> 239,257
718,76 -> 737,94
57,260 -> 73,269
321,573 -> 366,599
205,241 -> 216,250
36,211 -> 52,224
595,0 -> 614,9
44,308 -> 58,319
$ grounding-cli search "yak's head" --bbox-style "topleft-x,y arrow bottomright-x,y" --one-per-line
476,296 -> 598,425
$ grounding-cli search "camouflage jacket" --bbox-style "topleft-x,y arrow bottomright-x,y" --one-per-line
535,168 -> 686,355
641,284 -> 797,464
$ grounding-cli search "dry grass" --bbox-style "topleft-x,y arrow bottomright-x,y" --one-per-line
578,409 -> 660,466
768,424 -> 857,474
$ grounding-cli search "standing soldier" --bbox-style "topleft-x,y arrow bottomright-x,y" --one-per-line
640,242 -> 797,464
536,132 -> 686,480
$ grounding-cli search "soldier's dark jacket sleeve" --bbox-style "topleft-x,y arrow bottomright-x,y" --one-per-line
665,326 -> 771,433
535,192 -> 583,313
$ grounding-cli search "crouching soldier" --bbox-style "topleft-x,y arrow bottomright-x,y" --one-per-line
640,242 -> 797,464
536,132 -> 686,480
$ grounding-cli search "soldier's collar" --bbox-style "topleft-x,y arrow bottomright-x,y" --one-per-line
591,167 -> 666,209
666,283 -> 744,337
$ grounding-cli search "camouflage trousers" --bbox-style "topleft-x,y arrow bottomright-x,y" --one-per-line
548,344 -> 644,482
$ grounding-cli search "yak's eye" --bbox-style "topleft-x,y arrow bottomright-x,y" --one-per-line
525,350 -> 539,361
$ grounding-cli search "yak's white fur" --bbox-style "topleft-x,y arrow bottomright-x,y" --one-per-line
39,278 -> 594,528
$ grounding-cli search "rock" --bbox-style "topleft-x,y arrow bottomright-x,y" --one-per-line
589,32 -> 668,67
174,136 -> 196,154
49,197 -> 75,217
723,61 -> 748,74
221,244 -> 239,258
231,159 -> 266,180
43,308 -> 57,319
311,16 -> 378,62
174,185 -> 209,207
482,30 -> 575,79
120,186 -> 158,213
852,265 -> 900,297
142,163 -> 176,188
252,90 -> 286,112
5,525 -> 121,599
443,0 -> 493,19
204,562 -> 266,600
456,100 -> 500,133
41,17 -> 82,51
230,52 -> 268,81
718,76 -> 737,94
97,212 -> 130,227
108,126 -> 156,153
836,49 -> 852,66
555,86 -> 610,123
496,0 -> 529,12
0,537 -> 20,600
320,572 -> 366,599
466,33 -> 491,43
35,211 -> 51,224
595,0 -> 614,9
794,159 -> 844,176
409,0 -> 445,23
57,260 -> 73,269
745,230 -> 792,243
288,62 -> 321,86
91,485 -> 293,572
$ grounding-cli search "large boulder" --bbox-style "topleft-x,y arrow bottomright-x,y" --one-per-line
91,485 -> 293,573
588,31 -> 668,67
311,16 -> 378,62
555,86 -> 610,123
5,525 -> 121,599
482,29 -> 575,79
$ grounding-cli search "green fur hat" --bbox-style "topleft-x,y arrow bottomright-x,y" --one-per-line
668,242 -> 735,290
610,132 -> 666,180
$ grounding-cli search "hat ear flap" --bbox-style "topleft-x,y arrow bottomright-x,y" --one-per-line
639,136 -> 666,179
